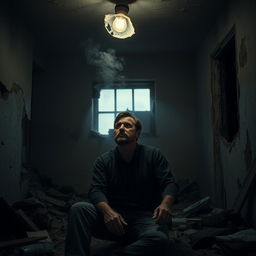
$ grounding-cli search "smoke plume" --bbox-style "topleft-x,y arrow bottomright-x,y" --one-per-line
85,40 -> 125,86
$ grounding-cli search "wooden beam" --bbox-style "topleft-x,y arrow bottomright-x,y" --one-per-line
0,236 -> 47,249
16,209 -> 39,232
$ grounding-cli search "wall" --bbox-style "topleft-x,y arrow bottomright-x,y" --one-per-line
0,2 -> 33,204
31,50 -> 199,195
196,0 -> 256,225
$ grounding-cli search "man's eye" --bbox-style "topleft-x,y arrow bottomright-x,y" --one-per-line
115,124 -> 121,129
124,123 -> 132,128
114,122 -> 133,129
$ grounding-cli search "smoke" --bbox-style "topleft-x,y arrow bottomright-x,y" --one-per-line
85,39 -> 125,86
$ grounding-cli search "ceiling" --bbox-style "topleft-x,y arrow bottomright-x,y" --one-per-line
12,0 -> 228,55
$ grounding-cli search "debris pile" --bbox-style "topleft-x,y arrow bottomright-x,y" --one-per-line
0,168 -> 86,256
0,174 -> 255,256
167,179 -> 256,256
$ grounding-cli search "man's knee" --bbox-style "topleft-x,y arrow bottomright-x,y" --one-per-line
69,201 -> 95,217
143,230 -> 169,246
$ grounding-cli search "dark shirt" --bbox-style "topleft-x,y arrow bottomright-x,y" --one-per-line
88,144 -> 178,211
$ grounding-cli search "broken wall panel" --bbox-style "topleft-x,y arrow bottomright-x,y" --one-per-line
196,0 -> 256,226
0,1 -> 33,204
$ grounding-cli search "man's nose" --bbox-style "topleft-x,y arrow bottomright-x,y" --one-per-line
119,124 -> 125,130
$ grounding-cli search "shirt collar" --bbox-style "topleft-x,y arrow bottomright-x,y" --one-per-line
115,143 -> 141,163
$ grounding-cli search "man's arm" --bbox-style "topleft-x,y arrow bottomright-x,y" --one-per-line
88,156 -> 109,205
152,149 -> 179,224
160,194 -> 176,208
88,156 -> 127,236
153,194 -> 175,224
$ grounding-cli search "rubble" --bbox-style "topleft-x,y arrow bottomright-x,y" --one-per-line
0,168 -> 86,256
216,228 -> 256,243
172,217 -> 202,230
0,172 -> 255,256
201,208 -> 230,227
16,209 -> 40,232
215,229 -> 256,256
182,196 -> 211,217
167,179 -> 254,256
0,237 -> 47,250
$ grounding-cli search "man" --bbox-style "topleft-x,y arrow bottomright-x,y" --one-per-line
65,112 -> 178,256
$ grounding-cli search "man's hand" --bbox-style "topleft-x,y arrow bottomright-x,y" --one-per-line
153,195 -> 175,225
152,203 -> 172,225
103,209 -> 128,236
96,202 -> 128,236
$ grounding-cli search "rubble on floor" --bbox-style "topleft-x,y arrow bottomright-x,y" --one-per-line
0,173 -> 255,256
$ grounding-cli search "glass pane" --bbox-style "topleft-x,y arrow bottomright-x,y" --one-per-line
99,89 -> 114,111
134,89 -> 150,111
116,89 -> 133,111
98,113 -> 115,135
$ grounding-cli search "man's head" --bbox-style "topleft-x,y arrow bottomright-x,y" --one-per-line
114,112 -> 142,145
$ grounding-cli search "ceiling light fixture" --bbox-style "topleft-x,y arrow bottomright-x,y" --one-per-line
104,3 -> 135,39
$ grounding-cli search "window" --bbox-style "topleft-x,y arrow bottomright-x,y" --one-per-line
92,80 -> 155,136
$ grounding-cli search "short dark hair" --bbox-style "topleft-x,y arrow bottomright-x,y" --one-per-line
114,112 -> 142,132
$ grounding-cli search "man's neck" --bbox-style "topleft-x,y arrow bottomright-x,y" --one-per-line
117,142 -> 137,163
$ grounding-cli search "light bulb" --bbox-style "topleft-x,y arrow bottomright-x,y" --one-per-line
112,16 -> 127,33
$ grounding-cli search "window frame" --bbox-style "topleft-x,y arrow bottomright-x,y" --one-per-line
92,79 -> 156,137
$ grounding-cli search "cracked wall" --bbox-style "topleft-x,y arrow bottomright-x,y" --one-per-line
0,2 -> 33,204
196,0 -> 256,226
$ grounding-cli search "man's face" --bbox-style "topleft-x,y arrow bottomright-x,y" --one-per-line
114,116 -> 140,145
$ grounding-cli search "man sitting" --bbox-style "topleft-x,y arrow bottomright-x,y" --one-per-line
65,111 -> 178,256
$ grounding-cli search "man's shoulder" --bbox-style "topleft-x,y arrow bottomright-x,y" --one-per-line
96,148 -> 116,162
140,144 -> 160,153
139,144 -> 162,160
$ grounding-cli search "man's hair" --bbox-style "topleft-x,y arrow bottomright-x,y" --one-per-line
114,112 -> 142,132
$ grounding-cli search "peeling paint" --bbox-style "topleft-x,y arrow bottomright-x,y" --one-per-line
9,83 -> 23,94
239,37 -> 247,68
0,81 -> 9,99
0,89 -> 25,203
0,81 -> 24,100
244,129 -> 252,171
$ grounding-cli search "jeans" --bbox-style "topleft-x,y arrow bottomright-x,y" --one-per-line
65,202 -> 169,256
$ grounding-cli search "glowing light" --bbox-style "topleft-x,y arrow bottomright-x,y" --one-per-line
112,16 -> 128,33
104,4 -> 135,39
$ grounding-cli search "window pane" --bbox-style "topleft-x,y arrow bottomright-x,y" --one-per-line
134,89 -> 150,111
98,113 -> 115,135
99,89 -> 114,111
116,89 -> 133,111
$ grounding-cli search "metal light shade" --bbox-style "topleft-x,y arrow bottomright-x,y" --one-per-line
104,3 -> 135,39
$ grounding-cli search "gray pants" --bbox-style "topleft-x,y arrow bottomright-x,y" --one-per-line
65,202 -> 169,256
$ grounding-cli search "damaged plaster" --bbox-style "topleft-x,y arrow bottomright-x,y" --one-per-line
0,2 -> 33,203
0,81 -> 24,100
239,37 -> 247,68
0,85 -> 26,203
0,81 -> 9,99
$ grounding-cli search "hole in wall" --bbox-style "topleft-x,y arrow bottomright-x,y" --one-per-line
212,29 -> 239,144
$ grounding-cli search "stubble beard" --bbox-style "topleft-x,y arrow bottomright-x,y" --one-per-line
115,133 -> 136,145
115,136 -> 131,145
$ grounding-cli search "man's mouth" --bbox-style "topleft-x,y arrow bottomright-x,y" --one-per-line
118,133 -> 127,138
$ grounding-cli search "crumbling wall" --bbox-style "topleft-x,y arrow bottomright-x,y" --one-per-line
0,2 -> 33,204
196,0 -> 256,226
